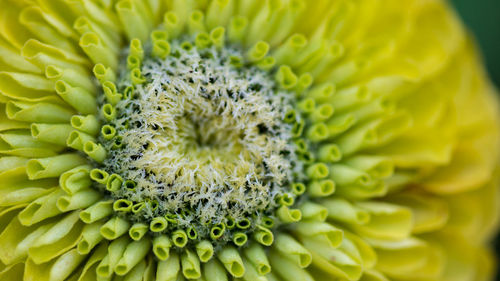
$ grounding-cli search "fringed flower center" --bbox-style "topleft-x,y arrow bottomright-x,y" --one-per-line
96,39 -> 302,241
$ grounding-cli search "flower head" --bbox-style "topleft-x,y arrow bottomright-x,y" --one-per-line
0,0 -> 498,280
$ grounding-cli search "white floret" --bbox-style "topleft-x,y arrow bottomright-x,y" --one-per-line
101,41 -> 302,233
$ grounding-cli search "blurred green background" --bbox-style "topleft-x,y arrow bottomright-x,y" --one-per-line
450,0 -> 500,279
451,0 -> 500,87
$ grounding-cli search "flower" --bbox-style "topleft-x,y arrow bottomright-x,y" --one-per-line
0,0 -> 498,280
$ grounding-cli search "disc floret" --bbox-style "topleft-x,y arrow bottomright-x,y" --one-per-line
88,33 -> 308,248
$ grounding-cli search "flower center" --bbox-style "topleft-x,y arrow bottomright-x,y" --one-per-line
94,38 -> 303,244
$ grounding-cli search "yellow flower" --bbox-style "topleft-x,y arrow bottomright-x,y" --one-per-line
0,0 -> 498,280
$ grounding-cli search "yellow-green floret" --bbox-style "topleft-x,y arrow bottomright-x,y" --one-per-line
96,38 -> 303,244
0,0 -> 498,280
